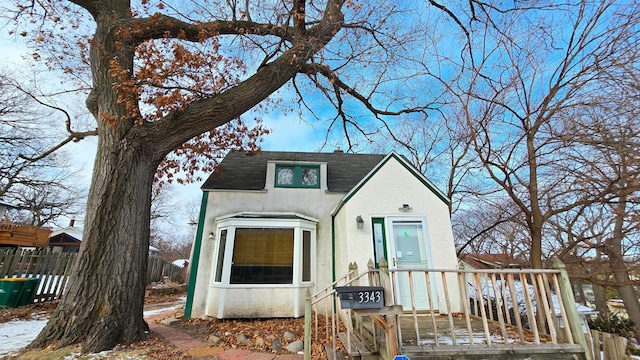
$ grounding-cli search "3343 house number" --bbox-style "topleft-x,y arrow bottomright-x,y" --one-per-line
358,290 -> 382,304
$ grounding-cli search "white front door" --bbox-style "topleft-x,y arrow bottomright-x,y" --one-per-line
389,220 -> 436,311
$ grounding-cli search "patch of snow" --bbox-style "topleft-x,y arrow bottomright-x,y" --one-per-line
63,350 -> 122,359
468,278 -> 597,316
416,329 -> 517,346
143,306 -> 180,317
0,318 -> 48,356
172,259 -> 189,268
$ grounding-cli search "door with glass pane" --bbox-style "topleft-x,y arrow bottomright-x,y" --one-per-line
390,221 -> 435,311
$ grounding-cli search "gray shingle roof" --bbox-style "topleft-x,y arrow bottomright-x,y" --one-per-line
201,151 -> 386,193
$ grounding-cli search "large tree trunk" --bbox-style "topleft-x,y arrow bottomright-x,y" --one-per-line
25,0 -> 344,352
28,3 -> 155,352
28,137 -> 156,352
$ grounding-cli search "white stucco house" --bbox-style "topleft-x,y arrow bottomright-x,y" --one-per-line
184,150 -> 459,319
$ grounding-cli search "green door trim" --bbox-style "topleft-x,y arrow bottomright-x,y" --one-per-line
184,191 -> 209,319
371,217 -> 387,268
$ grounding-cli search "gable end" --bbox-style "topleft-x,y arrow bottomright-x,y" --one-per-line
332,152 -> 449,215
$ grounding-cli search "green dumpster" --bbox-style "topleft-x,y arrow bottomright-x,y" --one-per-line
0,278 -> 28,309
17,277 -> 40,306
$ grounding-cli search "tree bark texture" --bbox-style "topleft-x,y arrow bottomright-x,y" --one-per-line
592,283 -> 610,316
28,142 -> 155,351
28,0 -> 344,352
29,3 -> 154,351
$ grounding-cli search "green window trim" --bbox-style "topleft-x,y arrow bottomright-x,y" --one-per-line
275,164 -> 320,188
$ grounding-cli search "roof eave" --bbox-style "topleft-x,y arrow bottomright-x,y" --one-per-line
331,151 -> 450,216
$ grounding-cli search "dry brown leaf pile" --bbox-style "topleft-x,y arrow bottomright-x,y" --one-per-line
0,301 -> 57,323
171,313 -> 347,360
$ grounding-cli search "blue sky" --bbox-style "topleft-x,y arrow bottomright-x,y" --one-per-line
0,31 -> 334,233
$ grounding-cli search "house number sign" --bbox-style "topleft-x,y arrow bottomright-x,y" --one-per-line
335,286 -> 385,309
358,290 -> 382,304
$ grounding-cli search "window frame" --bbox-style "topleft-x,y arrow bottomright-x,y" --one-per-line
211,214 -> 317,287
274,164 -> 321,188
230,228 -> 295,284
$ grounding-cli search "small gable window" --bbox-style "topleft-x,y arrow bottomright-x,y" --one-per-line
275,164 -> 320,188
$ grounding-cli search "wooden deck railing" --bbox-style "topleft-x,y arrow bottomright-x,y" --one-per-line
304,258 -> 591,360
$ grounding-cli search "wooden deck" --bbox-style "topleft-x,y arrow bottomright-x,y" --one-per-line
396,314 -> 586,360
0,222 -> 51,248
341,314 -> 586,360
398,313 -> 554,346
308,261 -> 591,360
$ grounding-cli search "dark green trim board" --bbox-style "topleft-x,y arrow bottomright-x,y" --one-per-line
274,164 -> 321,188
331,214 -> 337,313
184,191 -> 209,319
371,218 -> 387,268
331,215 -> 336,284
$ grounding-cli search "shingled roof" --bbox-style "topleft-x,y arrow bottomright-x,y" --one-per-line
201,151 -> 386,193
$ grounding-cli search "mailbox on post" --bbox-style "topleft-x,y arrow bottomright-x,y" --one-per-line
335,286 -> 384,309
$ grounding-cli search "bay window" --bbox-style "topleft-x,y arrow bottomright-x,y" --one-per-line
212,213 -> 316,287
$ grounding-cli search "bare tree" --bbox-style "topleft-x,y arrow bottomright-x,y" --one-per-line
425,0 -> 640,339
1,0 -> 507,352
0,72 -> 85,226
555,85 -> 640,338
425,0 -> 640,269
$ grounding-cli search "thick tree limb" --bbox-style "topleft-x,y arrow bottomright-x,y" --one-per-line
129,16 -> 294,44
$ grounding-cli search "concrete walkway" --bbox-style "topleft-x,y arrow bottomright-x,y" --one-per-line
144,303 -> 303,359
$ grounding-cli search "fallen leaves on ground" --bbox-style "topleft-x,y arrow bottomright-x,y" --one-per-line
0,292 -> 185,324
2,291 -> 351,359
144,292 -> 185,305
12,334 -> 188,360
170,314 -> 347,360
0,301 -> 57,323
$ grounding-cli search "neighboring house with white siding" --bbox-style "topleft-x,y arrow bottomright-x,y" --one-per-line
185,150 -> 460,319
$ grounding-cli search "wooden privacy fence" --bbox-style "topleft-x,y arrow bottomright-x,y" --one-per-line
0,249 -> 75,303
0,249 -> 183,304
147,255 -> 183,283
589,330 -> 631,360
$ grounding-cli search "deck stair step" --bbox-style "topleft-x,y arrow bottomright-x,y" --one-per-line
325,344 -> 349,360
338,331 -> 380,359
360,320 -> 385,346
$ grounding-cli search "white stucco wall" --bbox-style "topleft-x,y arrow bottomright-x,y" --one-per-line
333,155 -> 461,313
206,286 -> 307,318
190,153 -> 461,318
190,161 -> 344,319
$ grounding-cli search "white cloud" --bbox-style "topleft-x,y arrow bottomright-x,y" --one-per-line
67,137 -> 97,184
260,114 -> 325,152
0,36 -> 29,65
